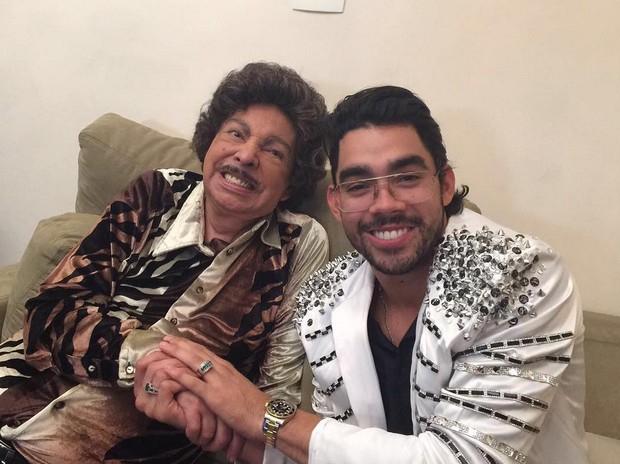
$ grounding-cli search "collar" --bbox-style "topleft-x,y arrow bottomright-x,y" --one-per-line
152,182 -> 282,257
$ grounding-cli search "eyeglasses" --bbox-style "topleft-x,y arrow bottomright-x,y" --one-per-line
333,170 -> 440,212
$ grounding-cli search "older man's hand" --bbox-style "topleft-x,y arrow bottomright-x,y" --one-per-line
134,350 -> 242,453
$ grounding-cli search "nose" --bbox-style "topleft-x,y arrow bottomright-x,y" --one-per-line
234,138 -> 260,167
367,182 -> 406,214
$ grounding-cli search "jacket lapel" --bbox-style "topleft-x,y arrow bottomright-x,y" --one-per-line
332,262 -> 386,429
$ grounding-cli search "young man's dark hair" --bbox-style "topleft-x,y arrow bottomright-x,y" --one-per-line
192,62 -> 328,211
327,85 -> 468,216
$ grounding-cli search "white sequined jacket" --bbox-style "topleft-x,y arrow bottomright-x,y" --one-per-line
286,209 -> 587,464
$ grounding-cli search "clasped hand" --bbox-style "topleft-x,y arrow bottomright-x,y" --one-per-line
134,349 -> 246,460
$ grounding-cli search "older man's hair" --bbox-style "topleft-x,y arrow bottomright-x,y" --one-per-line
192,62 -> 328,211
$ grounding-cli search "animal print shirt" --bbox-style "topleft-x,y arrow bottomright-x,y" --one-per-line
0,169 -> 328,463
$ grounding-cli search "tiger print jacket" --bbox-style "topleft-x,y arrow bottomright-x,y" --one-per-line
0,168 -> 328,463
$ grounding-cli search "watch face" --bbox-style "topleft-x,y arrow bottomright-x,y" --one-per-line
267,399 -> 296,419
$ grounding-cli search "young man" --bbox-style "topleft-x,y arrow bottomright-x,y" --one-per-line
0,62 -> 329,463
141,86 -> 587,464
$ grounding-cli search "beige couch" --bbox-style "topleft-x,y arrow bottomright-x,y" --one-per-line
0,113 -> 618,462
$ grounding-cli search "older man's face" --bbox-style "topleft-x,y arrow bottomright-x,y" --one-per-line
202,104 -> 296,234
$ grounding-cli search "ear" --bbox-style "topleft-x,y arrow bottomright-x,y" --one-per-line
440,166 -> 456,207
279,187 -> 291,203
327,184 -> 344,223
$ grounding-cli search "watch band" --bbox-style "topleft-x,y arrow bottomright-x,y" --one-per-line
262,416 -> 281,447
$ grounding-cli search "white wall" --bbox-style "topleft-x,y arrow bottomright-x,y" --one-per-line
1,0 -> 618,316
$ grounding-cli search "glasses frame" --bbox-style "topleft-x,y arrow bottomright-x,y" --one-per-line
333,169 -> 442,213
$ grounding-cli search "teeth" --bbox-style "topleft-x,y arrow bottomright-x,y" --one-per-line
224,173 -> 252,189
373,229 -> 408,240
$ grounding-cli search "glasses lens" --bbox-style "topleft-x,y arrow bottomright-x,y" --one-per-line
390,171 -> 437,203
336,180 -> 374,212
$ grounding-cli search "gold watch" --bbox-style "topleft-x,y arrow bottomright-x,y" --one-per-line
262,398 -> 297,447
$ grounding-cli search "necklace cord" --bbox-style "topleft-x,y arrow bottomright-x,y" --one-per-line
378,286 -> 395,345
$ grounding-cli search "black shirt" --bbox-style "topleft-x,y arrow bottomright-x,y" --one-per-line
367,315 -> 417,435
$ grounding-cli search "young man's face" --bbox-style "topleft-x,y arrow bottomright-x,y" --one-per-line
202,104 -> 296,227
327,124 -> 455,276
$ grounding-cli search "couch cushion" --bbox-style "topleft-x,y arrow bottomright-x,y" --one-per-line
76,113 -> 202,215
586,432 -> 620,464
1,213 -> 100,341
298,175 -> 352,260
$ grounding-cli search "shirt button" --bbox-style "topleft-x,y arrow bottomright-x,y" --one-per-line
125,365 -> 135,375
226,248 -> 234,256
53,401 -> 66,410
171,318 -> 178,325
196,287 -> 204,294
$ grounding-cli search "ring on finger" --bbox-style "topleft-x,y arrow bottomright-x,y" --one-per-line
144,382 -> 159,395
197,359 -> 213,376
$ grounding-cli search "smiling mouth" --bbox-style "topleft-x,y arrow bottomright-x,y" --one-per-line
372,228 -> 410,240
223,172 -> 255,191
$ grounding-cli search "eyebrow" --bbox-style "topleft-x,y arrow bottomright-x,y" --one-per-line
338,155 -> 431,183
390,155 -> 429,171
226,117 -> 293,154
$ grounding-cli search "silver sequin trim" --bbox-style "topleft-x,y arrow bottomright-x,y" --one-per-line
416,412 -> 431,428
476,447 -> 499,464
334,408 -> 354,422
446,388 -> 548,410
428,429 -> 471,464
440,393 -> 540,433
455,362 -> 558,386
309,350 -> 337,368
430,416 -> 527,463
476,351 -> 571,365
414,384 -> 441,402
453,332 -> 574,360
317,376 -> 344,397
416,349 -> 440,373
423,317 -> 443,339
305,325 -> 333,340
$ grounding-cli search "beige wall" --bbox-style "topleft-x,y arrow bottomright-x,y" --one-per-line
1,0 -> 618,316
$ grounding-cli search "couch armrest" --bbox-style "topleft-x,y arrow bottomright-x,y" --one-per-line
0,263 -> 19,335
584,310 -> 620,440
1,213 -> 101,342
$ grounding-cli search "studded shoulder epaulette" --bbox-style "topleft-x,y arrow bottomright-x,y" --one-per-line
426,224 -> 548,339
294,251 -> 365,327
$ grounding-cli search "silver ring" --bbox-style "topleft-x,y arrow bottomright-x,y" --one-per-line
197,359 -> 213,376
144,382 -> 159,395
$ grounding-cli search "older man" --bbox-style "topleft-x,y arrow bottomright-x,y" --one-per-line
148,85 -> 587,464
0,62 -> 329,463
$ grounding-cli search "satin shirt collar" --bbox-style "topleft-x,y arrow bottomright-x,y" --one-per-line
152,182 -> 281,257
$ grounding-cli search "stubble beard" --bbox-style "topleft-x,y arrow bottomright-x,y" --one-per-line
345,210 -> 446,276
